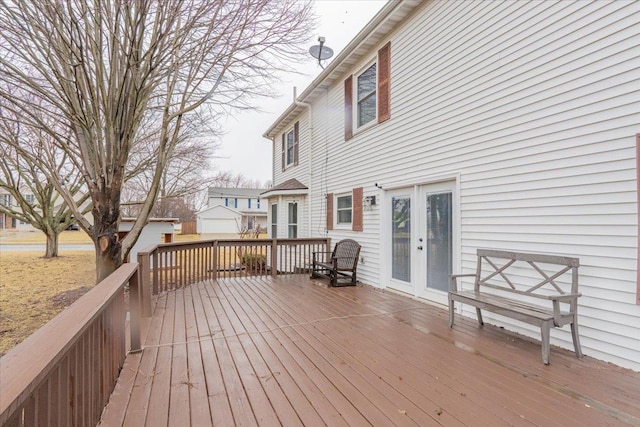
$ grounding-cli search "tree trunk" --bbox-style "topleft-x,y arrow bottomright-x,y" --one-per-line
44,231 -> 59,258
93,195 -> 123,283
94,230 -> 121,282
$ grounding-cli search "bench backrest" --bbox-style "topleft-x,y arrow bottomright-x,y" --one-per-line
474,249 -> 579,299
332,239 -> 361,270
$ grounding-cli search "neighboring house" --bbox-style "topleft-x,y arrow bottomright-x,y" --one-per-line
263,0 -> 640,371
197,187 -> 267,234
0,191 -> 17,230
0,189 -> 37,231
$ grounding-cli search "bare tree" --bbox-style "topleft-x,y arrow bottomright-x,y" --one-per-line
122,112 -> 221,221
212,171 -> 268,189
0,91 -> 90,257
0,0 -> 314,281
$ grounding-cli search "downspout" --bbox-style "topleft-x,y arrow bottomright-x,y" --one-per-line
293,87 -> 313,237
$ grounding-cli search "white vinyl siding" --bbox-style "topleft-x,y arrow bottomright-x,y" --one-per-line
287,0 -> 640,370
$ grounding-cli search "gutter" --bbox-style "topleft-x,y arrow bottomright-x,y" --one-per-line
293,86 -> 314,237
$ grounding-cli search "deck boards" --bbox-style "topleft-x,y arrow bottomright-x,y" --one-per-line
100,275 -> 640,426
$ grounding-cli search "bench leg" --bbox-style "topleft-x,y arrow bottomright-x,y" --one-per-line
541,321 -> 552,365
571,317 -> 583,358
475,308 -> 484,326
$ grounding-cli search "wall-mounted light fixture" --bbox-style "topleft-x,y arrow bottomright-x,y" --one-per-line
364,195 -> 377,209
374,183 -> 383,189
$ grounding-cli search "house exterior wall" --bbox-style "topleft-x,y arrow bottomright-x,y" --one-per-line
269,113 -> 312,239
207,195 -> 264,212
267,195 -> 308,239
268,0 -> 640,370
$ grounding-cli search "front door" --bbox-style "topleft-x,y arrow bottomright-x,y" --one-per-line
386,181 -> 456,304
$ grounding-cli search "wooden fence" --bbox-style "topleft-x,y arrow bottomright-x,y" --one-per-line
180,221 -> 197,235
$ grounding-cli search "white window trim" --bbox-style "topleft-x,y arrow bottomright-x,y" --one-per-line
353,59 -> 377,133
285,127 -> 295,168
334,192 -> 353,229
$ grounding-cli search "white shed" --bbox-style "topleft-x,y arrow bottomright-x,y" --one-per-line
118,218 -> 177,262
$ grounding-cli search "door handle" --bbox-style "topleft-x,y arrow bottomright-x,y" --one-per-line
417,246 -> 423,250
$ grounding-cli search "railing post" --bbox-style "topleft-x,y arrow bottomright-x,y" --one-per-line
271,239 -> 278,278
212,240 -> 218,280
129,267 -> 142,353
152,252 -> 159,294
137,252 -> 152,317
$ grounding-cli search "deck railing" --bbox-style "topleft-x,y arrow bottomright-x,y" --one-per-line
137,238 -> 331,295
0,237 -> 330,427
0,263 -> 141,427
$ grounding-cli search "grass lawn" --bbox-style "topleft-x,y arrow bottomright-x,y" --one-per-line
0,250 -> 96,356
0,231 -> 239,356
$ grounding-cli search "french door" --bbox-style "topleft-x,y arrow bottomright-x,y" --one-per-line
386,181 -> 456,304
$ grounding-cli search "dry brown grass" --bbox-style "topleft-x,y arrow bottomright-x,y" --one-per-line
0,232 -> 258,356
0,250 -> 95,356
0,229 -> 93,244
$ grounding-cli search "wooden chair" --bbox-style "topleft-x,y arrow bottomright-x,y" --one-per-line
311,239 -> 361,287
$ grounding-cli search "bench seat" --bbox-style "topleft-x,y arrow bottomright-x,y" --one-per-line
449,249 -> 583,365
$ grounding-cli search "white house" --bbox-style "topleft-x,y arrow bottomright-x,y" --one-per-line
263,0 -> 640,371
197,187 -> 267,234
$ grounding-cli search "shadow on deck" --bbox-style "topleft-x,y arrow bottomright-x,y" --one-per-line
99,275 -> 640,426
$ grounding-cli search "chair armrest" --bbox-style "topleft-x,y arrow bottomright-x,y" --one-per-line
548,293 -> 580,326
450,274 -> 476,292
312,251 -> 333,264
546,293 -> 582,301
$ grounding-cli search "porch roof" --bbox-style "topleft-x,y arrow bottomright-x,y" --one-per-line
261,178 -> 309,198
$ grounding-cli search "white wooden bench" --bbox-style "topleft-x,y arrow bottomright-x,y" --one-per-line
449,249 -> 583,364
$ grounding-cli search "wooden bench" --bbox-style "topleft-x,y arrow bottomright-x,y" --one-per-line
449,249 -> 583,364
310,239 -> 361,287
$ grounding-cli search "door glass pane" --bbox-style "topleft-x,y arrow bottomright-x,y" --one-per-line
427,193 -> 452,292
391,196 -> 411,282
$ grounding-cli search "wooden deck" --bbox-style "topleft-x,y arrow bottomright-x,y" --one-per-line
100,275 -> 640,426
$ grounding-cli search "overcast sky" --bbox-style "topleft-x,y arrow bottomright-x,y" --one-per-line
213,0 -> 387,185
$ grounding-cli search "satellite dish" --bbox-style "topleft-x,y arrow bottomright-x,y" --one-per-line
309,36 -> 333,69
309,45 -> 334,60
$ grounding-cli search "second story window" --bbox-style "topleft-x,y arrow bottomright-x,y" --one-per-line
286,129 -> 295,166
25,194 -> 35,204
357,63 -> 377,127
248,198 -> 252,208
344,41 -> 390,140
281,121 -> 299,171
0,194 -> 11,206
